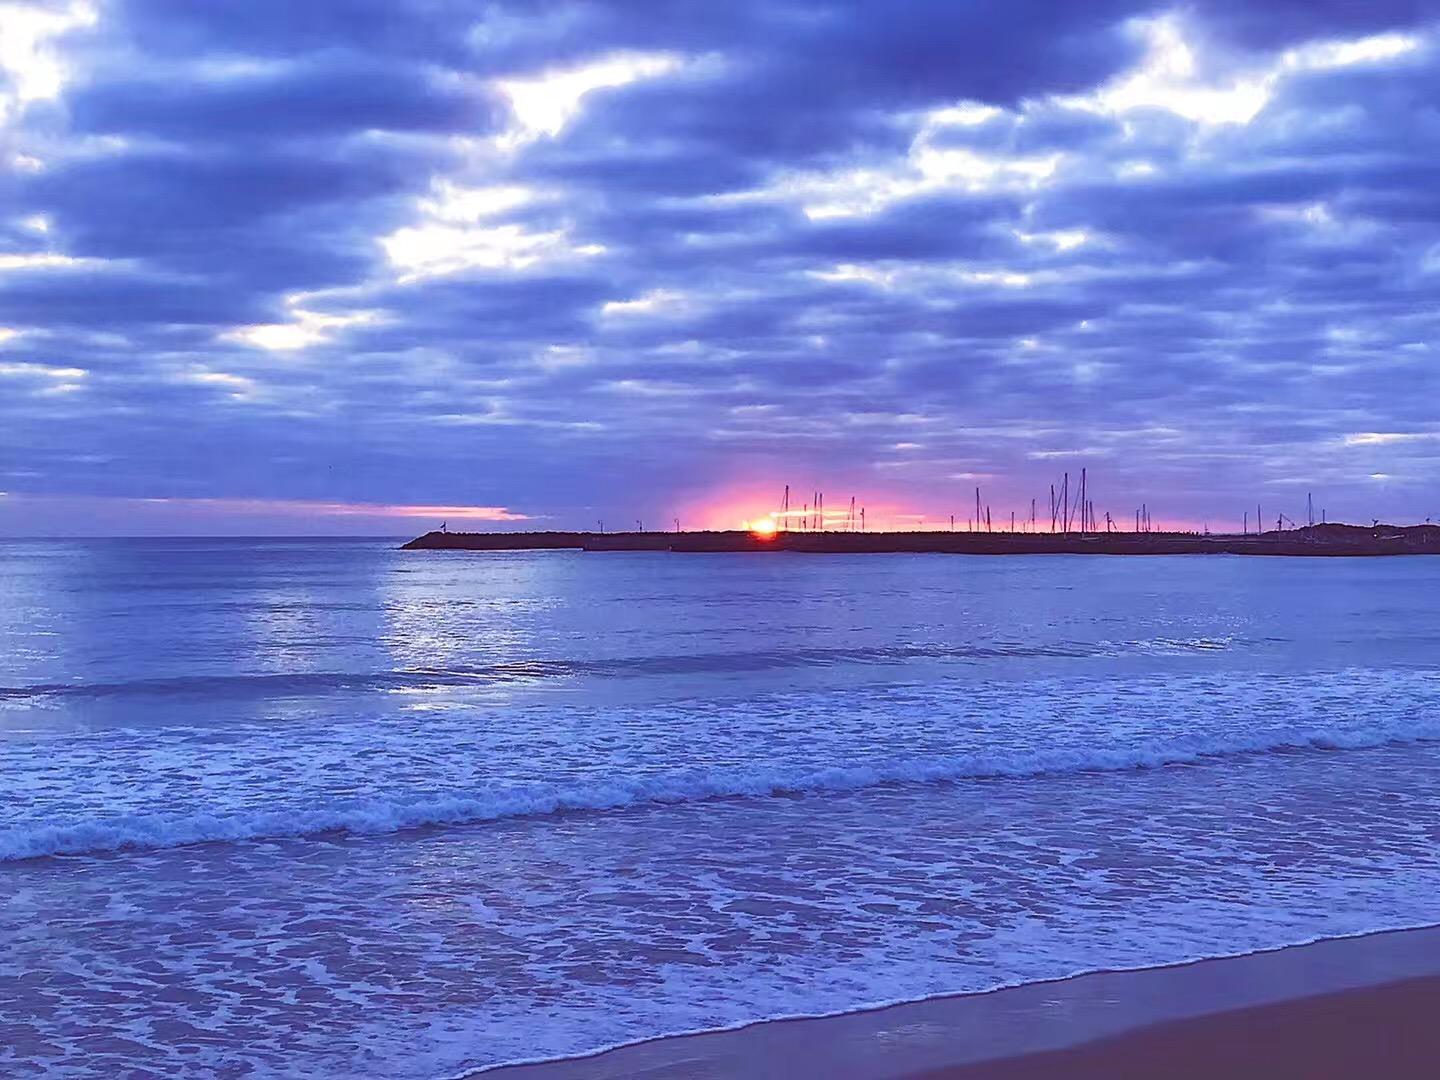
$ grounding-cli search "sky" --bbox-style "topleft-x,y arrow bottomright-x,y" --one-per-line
2,0 -> 1439,535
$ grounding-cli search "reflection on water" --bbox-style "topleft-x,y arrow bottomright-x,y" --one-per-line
5,540 -> 1436,732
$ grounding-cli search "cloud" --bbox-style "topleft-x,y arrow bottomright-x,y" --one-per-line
67,54 -> 501,140
1343,432 -> 1440,446
125,496 -> 529,520
3,0 -> 1440,532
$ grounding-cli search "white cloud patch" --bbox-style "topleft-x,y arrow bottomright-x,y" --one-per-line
224,298 -> 378,351
380,180 -> 602,281
1067,17 -> 1425,128
0,360 -> 87,396
419,182 -> 535,221
495,52 -> 684,142
600,289 -> 684,316
0,361 -> 86,380
1343,432 -> 1440,447
1077,14 -> 1274,125
177,369 -> 263,401
381,221 -> 604,280
781,147 -> 1061,222
0,252 -> 87,270
0,0 -> 94,117
1015,228 -> 1092,252
1284,32 -> 1423,73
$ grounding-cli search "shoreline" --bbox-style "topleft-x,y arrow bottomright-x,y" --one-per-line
480,923 -> 1440,1078
924,974 -> 1440,1078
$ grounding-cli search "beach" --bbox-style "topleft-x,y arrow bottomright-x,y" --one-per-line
932,975 -> 1440,1079
490,927 -> 1440,1078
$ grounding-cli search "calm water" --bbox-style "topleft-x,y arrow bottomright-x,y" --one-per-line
3,538 -> 1440,1077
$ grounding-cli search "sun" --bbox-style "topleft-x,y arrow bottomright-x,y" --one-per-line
748,516 -> 779,538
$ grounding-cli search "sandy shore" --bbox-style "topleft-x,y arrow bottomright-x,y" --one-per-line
926,974 -> 1440,1079
486,925 -> 1440,1079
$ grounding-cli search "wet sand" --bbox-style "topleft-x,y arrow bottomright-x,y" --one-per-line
485,925 -> 1440,1079
925,973 -> 1440,1079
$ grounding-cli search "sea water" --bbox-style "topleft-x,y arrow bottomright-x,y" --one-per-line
3,538 -> 1439,1077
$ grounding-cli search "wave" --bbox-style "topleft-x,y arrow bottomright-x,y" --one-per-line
4,718 -> 1437,863
0,642 -> 1107,703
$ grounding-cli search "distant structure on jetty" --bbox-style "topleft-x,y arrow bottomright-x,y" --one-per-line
403,522 -> 1440,557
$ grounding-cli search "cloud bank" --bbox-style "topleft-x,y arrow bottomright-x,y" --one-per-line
3,0 -> 1439,533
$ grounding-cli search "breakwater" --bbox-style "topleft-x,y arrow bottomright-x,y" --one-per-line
402,523 -> 1440,556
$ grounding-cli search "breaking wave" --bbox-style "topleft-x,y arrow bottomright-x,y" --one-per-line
4,717 -> 1437,863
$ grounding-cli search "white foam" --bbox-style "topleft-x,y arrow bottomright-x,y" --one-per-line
6,714 -> 1439,862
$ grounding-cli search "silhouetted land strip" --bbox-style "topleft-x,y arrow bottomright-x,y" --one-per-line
403,522 -> 1440,556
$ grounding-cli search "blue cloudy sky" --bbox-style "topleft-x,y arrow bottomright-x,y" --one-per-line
2,0 -> 1439,534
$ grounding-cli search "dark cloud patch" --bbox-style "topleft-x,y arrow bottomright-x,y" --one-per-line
794,196 -> 1019,261
0,266 -> 274,328
579,200 -> 796,250
349,272 -> 614,355
68,55 -> 502,140
15,139 -> 454,300
1195,0 -> 1438,52
29,143 -> 445,238
520,142 -> 772,198
477,0 -> 1152,200
106,0 -> 486,64
559,73 -> 917,171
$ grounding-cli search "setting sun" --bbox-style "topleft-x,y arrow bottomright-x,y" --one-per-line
748,516 -> 779,537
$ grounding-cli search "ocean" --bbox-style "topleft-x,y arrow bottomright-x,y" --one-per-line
3,537 -> 1440,1077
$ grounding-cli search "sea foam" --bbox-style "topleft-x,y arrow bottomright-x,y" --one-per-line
5,716 -> 1437,863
